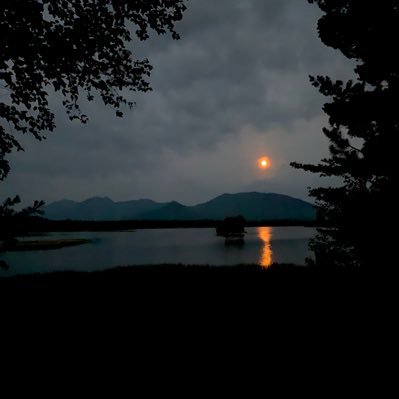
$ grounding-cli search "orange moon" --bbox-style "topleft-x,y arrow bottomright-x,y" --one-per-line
258,157 -> 270,170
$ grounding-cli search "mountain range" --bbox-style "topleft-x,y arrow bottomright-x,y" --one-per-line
44,192 -> 316,221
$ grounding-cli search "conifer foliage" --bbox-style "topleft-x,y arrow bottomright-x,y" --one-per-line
292,0 -> 398,267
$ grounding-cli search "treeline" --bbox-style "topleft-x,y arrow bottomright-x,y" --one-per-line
0,217 -> 318,236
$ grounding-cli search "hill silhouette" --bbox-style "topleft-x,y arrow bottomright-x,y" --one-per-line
44,192 -> 315,221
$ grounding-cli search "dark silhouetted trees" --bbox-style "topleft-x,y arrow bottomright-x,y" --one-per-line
0,196 -> 44,243
292,0 -> 397,268
0,0 -> 186,180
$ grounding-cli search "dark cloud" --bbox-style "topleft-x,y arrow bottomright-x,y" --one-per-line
1,0 -> 353,205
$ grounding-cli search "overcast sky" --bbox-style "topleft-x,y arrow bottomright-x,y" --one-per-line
1,0 -> 354,206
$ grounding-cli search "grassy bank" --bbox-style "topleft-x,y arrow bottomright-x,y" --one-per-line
0,262 -> 363,279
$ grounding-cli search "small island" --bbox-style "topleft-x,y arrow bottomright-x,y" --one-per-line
216,216 -> 246,244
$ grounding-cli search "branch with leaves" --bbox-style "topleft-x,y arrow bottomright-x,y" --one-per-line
0,0 -> 187,180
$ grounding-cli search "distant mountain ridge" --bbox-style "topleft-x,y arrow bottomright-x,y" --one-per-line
44,192 -> 316,221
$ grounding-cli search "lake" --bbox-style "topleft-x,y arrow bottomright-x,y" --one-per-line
0,227 -> 316,276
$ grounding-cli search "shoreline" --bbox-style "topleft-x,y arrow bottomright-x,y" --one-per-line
0,262 -> 365,277
0,263 -> 321,278
1,218 -> 319,235
1,239 -> 91,252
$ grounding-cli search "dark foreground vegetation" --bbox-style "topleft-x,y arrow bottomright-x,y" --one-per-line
0,263 -> 365,287
1,265 -> 377,311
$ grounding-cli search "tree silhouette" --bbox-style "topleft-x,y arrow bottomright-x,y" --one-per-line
0,0 -> 186,180
0,195 -> 45,245
292,0 -> 397,268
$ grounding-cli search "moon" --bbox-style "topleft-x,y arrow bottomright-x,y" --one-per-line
258,157 -> 270,170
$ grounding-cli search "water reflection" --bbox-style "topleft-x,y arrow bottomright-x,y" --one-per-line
0,228 -> 316,276
257,227 -> 273,268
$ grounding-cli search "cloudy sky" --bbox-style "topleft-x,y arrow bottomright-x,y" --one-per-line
2,0 -> 354,206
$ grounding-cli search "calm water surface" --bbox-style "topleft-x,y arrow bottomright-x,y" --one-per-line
0,227 -> 316,276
